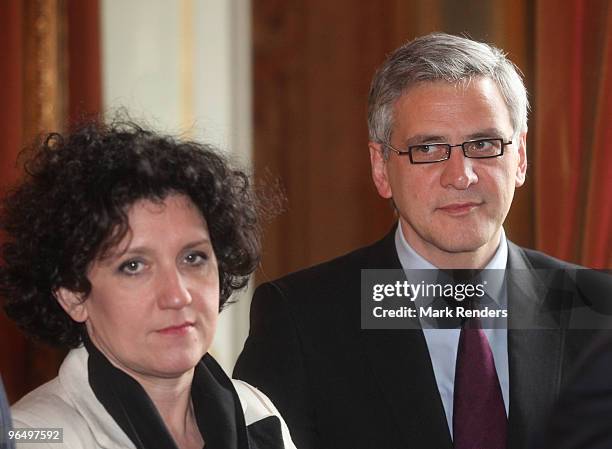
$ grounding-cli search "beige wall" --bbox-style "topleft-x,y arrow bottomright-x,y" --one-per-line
101,0 -> 253,373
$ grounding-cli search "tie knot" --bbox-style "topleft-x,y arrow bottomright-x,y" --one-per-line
448,269 -> 480,284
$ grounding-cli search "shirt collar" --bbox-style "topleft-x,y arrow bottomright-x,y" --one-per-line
394,221 -> 508,305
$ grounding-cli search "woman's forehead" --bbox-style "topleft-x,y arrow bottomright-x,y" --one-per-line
96,194 -> 209,263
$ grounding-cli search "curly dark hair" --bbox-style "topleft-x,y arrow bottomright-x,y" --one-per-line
0,120 -> 261,348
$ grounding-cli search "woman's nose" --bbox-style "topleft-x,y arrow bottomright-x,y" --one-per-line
156,269 -> 192,309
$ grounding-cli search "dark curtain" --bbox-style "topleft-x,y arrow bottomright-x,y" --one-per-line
534,0 -> 612,268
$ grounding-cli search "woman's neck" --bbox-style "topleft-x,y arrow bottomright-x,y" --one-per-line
135,369 -> 204,449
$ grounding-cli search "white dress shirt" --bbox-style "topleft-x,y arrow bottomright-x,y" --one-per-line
394,222 -> 509,436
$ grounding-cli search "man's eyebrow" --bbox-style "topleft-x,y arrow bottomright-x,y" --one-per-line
465,128 -> 507,140
402,134 -> 448,146
400,129 -> 509,146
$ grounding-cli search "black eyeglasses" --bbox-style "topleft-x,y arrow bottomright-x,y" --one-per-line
383,138 -> 512,164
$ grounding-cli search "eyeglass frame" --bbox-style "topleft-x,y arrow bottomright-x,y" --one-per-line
382,138 -> 513,164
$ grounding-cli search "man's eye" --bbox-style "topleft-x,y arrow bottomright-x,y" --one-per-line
415,145 -> 433,153
118,259 -> 145,275
470,139 -> 497,151
184,252 -> 208,266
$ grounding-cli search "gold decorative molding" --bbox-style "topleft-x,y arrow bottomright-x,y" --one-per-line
21,0 -> 68,392
23,0 -> 67,140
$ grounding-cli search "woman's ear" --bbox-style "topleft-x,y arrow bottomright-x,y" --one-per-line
54,288 -> 88,323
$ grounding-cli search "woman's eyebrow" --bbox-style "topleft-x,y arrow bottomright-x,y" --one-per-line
102,238 -> 213,262
95,246 -> 149,266
182,238 -> 212,250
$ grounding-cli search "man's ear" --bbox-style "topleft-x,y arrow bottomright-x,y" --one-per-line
515,131 -> 528,187
55,287 -> 88,323
369,142 -> 393,199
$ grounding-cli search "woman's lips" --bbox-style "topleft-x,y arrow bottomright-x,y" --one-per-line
437,202 -> 482,216
157,322 -> 194,335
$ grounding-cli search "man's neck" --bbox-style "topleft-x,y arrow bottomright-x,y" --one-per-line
399,221 -> 502,269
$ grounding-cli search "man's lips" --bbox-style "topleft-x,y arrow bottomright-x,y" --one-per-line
157,322 -> 194,335
437,201 -> 482,215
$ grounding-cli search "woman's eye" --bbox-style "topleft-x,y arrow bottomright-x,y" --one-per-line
184,252 -> 207,266
118,259 -> 145,275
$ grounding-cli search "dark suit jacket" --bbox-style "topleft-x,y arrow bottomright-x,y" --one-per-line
538,332 -> 612,449
234,229 -> 611,449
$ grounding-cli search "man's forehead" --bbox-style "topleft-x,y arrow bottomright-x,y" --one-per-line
398,77 -> 502,101
391,77 -> 513,139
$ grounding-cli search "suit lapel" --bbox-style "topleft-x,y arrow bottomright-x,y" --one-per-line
359,233 -> 568,448
360,228 -> 453,449
361,329 -> 453,448
506,243 -> 564,449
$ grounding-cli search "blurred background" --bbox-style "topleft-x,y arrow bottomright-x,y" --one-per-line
0,0 -> 610,404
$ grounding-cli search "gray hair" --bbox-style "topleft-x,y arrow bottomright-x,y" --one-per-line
368,32 -> 529,145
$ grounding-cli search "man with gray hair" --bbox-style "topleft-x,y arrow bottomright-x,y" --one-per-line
235,33 -> 607,449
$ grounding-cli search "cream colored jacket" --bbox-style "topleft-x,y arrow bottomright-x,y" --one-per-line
11,347 -> 297,449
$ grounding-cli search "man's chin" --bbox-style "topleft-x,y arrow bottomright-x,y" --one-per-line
427,232 -> 493,255
402,219 -> 499,257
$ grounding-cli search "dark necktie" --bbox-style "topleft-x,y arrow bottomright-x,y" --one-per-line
453,313 -> 507,449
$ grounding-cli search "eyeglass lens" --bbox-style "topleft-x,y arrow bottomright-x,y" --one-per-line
410,138 -> 504,163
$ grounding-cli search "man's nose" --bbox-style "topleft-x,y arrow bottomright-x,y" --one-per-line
157,268 -> 192,309
440,148 -> 478,190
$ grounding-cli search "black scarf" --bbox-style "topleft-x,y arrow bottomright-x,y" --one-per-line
84,337 -> 284,449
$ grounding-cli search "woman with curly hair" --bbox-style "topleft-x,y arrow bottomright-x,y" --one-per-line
1,120 -> 296,449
